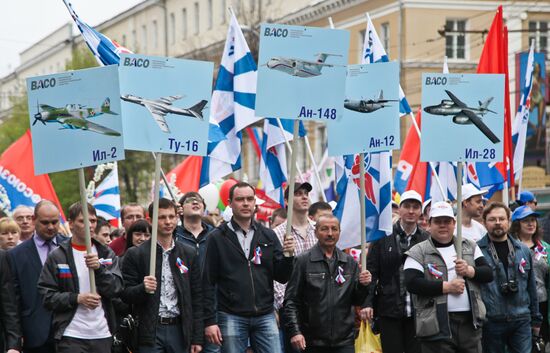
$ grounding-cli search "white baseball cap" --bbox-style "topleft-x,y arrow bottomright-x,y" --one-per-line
430,201 -> 455,219
399,190 -> 422,206
462,183 -> 487,201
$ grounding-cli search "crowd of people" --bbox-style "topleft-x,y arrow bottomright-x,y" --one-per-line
0,181 -> 547,353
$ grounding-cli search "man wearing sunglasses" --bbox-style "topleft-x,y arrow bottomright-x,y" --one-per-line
8,200 -> 68,353
175,192 -> 213,265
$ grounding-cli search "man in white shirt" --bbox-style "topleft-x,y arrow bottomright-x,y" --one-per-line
38,202 -> 122,353
459,184 -> 488,242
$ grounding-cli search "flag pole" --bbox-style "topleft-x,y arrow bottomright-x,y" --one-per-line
78,168 -> 96,293
151,152 -> 178,203
148,152 -> 162,292
359,153 -> 368,269
303,136 -> 327,202
456,162 -> 463,259
275,118 -> 305,181
284,120 -> 300,257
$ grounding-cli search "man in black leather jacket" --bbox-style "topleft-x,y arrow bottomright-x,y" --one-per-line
284,214 -> 371,353
0,249 -> 21,353
364,190 -> 428,353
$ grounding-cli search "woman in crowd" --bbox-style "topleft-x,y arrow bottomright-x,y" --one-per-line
510,205 -> 550,344
125,219 -> 152,253
0,217 -> 20,251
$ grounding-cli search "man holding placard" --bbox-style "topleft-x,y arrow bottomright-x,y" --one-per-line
38,202 -> 122,352
122,198 -> 203,353
203,182 -> 295,353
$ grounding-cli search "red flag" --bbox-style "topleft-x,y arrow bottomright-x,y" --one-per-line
394,110 -> 422,194
476,6 -> 514,188
0,130 -> 65,219
166,156 -> 203,193
404,110 -> 430,200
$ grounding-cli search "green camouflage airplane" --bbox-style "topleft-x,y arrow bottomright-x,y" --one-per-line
32,98 -> 121,136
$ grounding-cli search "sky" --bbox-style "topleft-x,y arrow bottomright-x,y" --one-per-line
0,0 -> 143,77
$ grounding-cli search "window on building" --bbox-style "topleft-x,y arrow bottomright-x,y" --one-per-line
220,0 -> 226,24
445,19 -> 466,59
132,29 -> 137,51
142,25 -> 147,52
529,21 -> 548,56
194,2 -> 200,34
208,0 -> 213,30
170,13 -> 175,44
122,34 -> 127,47
249,0 -> 255,13
381,22 -> 390,56
153,20 -> 158,49
182,8 -> 188,39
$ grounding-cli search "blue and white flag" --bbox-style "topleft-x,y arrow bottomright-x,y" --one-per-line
62,0 -> 132,66
334,153 -> 392,248
259,118 -> 306,206
334,13 -> 395,247
91,164 -> 121,222
200,12 -> 261,187
512,42 -> 535,182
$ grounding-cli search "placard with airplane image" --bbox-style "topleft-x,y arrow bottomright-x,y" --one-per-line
255,23 -> 349,121
327,61 -> 400,155
119,54 -> 213,155
27,65 -> 124,175
420,73 -> 504,162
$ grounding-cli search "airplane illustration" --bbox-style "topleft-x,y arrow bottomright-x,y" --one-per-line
121,94 -> 207,133
263,53 -> 342,78
32,99 -> 121,136
423,90 -> 500,144
344,90 -> 399,113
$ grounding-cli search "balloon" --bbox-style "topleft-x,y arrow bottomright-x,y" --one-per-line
219,179 -> 238,206
217,198 -> 226,212
199,183 -> 220,213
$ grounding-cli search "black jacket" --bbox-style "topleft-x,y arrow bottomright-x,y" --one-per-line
121,239 -> 203,348
0,249 -> 22,351
37,239 -> 123,340
283,244 -> 369,347
203,219 -> 293,325
365,221 -> 428,318
8,234 -> 68,348
174,222 -> 213,267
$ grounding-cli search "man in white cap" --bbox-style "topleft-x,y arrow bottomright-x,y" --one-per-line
404,201 -> 492,353
363,190 -> 428,353
459,184 -> 488,242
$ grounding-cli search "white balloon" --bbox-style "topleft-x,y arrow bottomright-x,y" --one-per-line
199,184 -> 220,213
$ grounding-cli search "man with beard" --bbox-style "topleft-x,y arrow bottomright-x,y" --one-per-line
459,184 -> 487,242
477,202 -> 541,353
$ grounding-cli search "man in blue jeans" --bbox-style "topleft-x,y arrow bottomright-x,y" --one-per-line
203,182 -> 295,353
477,202 -> 542,353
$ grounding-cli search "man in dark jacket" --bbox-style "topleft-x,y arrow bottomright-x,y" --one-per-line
203,182 -> 295,353
122,198 -> 203,353
175,191 -> 213,265
0,249 -> 22,353
38,202 -> 122,352
8,200 -> 68,353
364,190 -> 428,353
284,214 -> 371,353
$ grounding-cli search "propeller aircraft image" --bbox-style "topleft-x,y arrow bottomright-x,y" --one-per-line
263,53 -> 342,78
32,98 -> 121,136
120,94 -> 207,133
344,90 -> 399,113
423,89 -> 500,144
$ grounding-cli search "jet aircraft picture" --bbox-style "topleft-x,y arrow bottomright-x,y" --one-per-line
423,90 -> 500,144
344,90 -> 399,113
263,53 -> 342,78
32,98 -> 121,136
120,94 -> 207,133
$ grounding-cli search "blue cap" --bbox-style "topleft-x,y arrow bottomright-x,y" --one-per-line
511,205 -> 540,222
518,191 -> 536,205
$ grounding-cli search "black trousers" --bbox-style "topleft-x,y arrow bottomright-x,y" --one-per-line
56,336 -> 113,353
420,312 -> 482,353
379,316 -> 420,353
305,345 -> 354,353
24,341 -> 55,353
